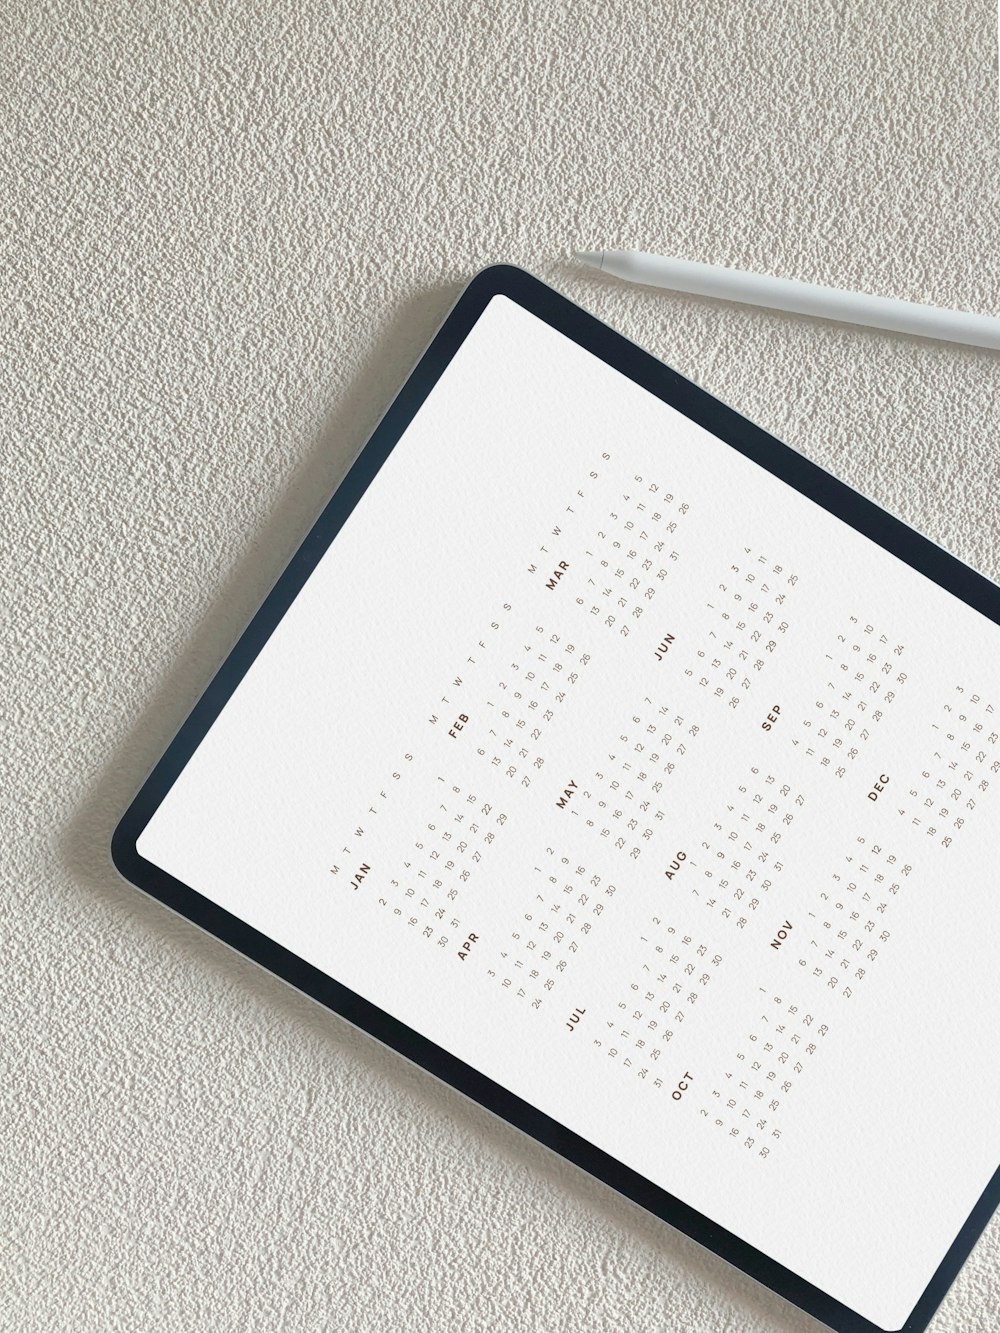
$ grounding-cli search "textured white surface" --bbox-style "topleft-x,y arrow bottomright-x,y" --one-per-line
2,2 -> 998,1330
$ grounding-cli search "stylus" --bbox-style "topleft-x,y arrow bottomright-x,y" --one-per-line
573,249 -> 1000,351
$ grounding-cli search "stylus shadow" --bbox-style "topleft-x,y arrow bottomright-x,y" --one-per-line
58,277 -> 822,1333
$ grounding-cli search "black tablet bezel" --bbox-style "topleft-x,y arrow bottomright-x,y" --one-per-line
112,263 -> 1000,1333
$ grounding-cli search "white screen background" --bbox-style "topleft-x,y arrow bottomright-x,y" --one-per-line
138,296 -> 1000,1330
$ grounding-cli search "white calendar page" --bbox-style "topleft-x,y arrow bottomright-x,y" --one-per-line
138,295 -> 1000,1330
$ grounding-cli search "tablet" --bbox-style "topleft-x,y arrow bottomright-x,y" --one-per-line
113,264 -> 1000,1333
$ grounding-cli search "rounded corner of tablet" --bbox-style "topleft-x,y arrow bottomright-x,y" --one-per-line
462,262 -> 546,304
110,810 -> 143,888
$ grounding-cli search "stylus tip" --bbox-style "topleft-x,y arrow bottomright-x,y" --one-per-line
573,249 -> 604,270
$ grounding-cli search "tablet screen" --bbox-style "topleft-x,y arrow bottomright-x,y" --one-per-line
131,290 -> 999,1331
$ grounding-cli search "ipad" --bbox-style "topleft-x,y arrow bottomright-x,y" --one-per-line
113,264 -> 1000,1333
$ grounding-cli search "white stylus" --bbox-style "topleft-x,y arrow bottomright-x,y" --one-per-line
573,249 -> 1000,351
